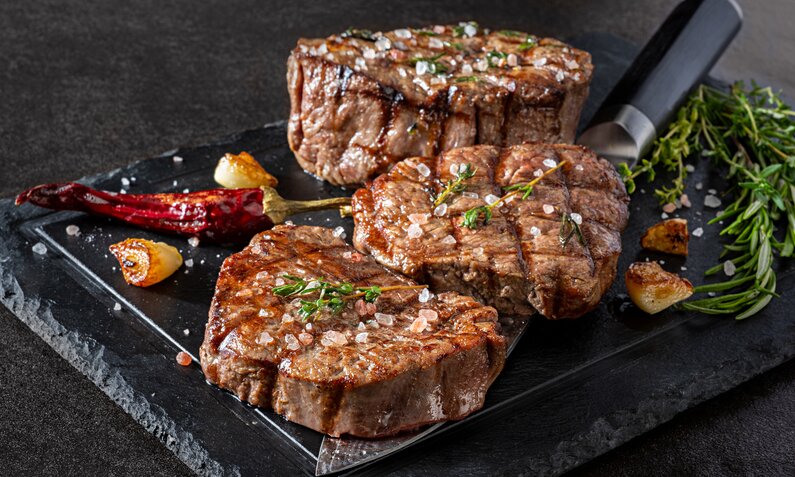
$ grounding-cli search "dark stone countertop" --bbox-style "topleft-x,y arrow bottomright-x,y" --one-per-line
1,1 -> 793,475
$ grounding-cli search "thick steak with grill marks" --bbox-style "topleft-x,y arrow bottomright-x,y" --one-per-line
351,144 -> 630,320
287,24 -> 592,186
200,225 -> 505,438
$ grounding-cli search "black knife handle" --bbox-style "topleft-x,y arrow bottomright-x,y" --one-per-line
583,0 -> 742,161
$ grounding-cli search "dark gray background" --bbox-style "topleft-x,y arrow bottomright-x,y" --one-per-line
2,1 -> 794,475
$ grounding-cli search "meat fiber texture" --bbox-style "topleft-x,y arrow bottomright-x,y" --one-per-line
287,23 -> 593,186
200,225 -> 506,438
352,144 -> 630,320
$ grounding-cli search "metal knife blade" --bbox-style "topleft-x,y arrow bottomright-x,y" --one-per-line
315,1 -> 741,474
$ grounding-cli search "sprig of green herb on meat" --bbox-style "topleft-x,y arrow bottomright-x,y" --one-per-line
433,163 -> 476,207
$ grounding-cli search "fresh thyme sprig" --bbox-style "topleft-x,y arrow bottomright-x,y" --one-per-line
559,212 -> 586,248
433,163 -> 476,207
621,82 -> 795,319
461,161 -> 567,228
272,275 -> 426,321
408,53 -> 448,75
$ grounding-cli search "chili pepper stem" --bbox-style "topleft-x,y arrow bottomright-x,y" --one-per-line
261,187 -> 351,224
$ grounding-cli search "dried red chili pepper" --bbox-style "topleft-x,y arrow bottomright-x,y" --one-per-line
15,182 -> 350,243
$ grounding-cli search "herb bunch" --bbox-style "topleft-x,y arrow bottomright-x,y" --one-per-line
272,275 -> 426,321
621,82 -> 795,319
433,163 -> 476,207
462,161 -> 566,228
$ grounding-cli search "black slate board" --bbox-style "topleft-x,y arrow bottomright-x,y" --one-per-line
2,32 -> 795,476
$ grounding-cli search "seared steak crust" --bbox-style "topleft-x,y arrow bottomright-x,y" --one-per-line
287,24 -> 593,186
351,144 -> 630,319
200,225 -> 505,438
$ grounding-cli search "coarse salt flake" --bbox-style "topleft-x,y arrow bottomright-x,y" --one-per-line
530,226 -> 541,237
66,224 -> 80,236
32,242 -> 47,255
661,212 -> 669,219
429,37 -> 444,49
183,329 -> 190,336
723,260 -> 736,276
507,53 -> 518,67
298,332 -> 313,345
188,236 -> 200,247
542,204 -> 555,214
274,277 -> 285,286
418,288 -> 432,303
363,48 -> 376,59
533,57 -> 547,67
375,312 -> 394,326
461,63 -> 473,75
555,70 -> 565,82
418,308 -> 438,321
533,169 -> 543,177
394,28 -> 412,39
570,212 -> 583,225
704,195 -> 722,208
375,37 -> 391,51
575,164 -> 584,171
565,59 -> 579,69
184,258 -> 194,267
462,191 -> 479,199
543,158 -> 557,168
463,24 -> 477,37
355,332 -> 369,343
695,182 -> 703,190
415,60 -> 429,75
662,203 -> 677,213
433,203 -> 448,217
284,334 -> 301,351
332,226 -> 346,239
113,302 -> 121,311
415,163 -> 431,177
692,227 -> 704,237
685,164 -> 695,172
484,194 -> 500,205
680,194 -> 692,208
407,223 -> 423,239
441,234 -> 456,245
410,316 -> 428,333
121,177 -> 130,187
408,213 -> 429,224
257,331 -> 274,345
172,156 -> 183,163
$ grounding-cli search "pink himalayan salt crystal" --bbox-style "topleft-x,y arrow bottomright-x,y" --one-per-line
410,316 -> 429,333
662,203 -> 677,213
418,308 -> 438,321
298,332 -> 313,346
408,213 -> 430,225
284,334 -> 301,351
375,312 -> 394,326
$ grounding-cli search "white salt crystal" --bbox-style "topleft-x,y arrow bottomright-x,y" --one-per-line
463,24 -> 477,37
685,164 -> 695,172
394,29 -> 412,39
362,48 -> 376,59
570,212 -> 583,225
530,226 -> 541,237
533,169 -> 543,177
449,164 -> 460,175
31,242 -> 47,255
542,204 -> 554,214
408,213 -> 429,225
182,188 -> 190,193
441,234 -> 456,245
183,329 -> 190,336
172,156 -> 183,163
533,57 -> 547,67
543,158 -> 557,168
407,223 -> 423,238
257,331 -> 274,345
375,37 -> 391,51
692,227 -> 704,237
357,322 -> 366,331
462,191 -> 479,199
184,258 -> 194,267
375,313 -> 394,326
507,53 -> 518,67
113,302 -> 121,311
429,37 -> 444,49
274,277 -> 285,286
555,70 -> 565,82
704,195 -> 722,208
575,164 -> 584,171
332,226 -> 346,239
708,189 -> 717,195
121,177 -> 130,187
188,236 -> 200,247
565,59 -> 579,69
474,59 -> 489,72
410,316 -> 429,333
661,212 -> 669,219
172,180 -> 178,187
695,182 -> 703,190
433,203 -> 448,217
484,194 -> 500,205
418,288 -> 432,303
355,332 -> 369,343
415,163 -> 431,177
317,43 -> 328,55
461,63 -> 473,75
415,61 -> 429,75
65,225 -> 80,236
284,334 -> 301,351
723,260 -> 736,277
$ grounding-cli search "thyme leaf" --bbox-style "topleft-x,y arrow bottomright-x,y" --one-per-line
433,163 -> 476,207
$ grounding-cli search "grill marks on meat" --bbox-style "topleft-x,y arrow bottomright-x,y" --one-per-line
351,144 -> 630,319
287,25 -> 593,186
200,225 -> 505,438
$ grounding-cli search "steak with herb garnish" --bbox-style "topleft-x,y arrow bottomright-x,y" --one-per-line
351,144 -> 630,320
287,22 -> 593,186
199,225 -> 505,438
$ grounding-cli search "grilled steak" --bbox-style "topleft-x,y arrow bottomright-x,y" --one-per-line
200,225 -> 506,438
287,23 -> 593,186
351,144 -> 630,320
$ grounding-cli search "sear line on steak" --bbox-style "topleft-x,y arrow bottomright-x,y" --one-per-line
351,144 -> 630,320
287,23 -> 593,186
200,225 -> 506,438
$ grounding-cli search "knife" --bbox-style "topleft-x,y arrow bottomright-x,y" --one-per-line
316,1 -> 742,474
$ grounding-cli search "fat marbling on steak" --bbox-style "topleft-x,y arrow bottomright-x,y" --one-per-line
351,144 -> 630,320
287,23 -> 593,186
200,225 -> 505,438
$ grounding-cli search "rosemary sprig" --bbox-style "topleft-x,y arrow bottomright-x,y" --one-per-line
461,161 -> 567,228
621,82 -> 795,320
272,275 -> 426,321
559,212 -> 586,248
433,163 -> 476,207
518,36 -> 538,51
408,53 -> 448,75
340,28 -> 376,41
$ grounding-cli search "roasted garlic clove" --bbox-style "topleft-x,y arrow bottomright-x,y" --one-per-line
625,261 -> 694,314
109,238 -> 183,287
640,218 -> 689,256
214,151 -> 278,189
